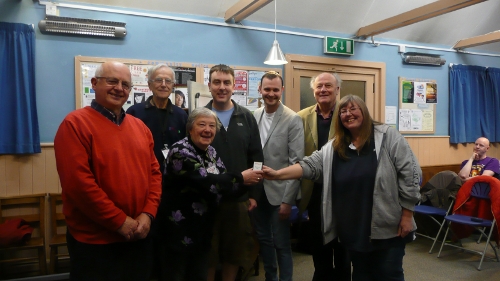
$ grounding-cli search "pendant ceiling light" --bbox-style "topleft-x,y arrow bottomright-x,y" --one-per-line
264,0 -> 288,65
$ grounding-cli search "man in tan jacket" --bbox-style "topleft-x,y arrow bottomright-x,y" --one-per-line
297,72 -> 350,281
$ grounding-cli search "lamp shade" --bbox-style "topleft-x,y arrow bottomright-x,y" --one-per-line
264,40 -> 288,65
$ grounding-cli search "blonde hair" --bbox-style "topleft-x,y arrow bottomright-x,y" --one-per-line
333,95 -> 380,160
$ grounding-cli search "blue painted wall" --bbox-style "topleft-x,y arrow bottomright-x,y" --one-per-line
2,1 -> 500,142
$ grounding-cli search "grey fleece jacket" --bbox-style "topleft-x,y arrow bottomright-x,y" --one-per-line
300,124 -> 421,245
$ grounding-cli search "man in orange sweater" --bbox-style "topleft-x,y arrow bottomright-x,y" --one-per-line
54,61 -> 162,281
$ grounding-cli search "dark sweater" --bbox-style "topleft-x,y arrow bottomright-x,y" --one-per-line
205,100 -> 264,202
127,96 -> 188,174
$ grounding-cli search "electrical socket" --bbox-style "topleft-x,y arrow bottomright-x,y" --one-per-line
46,4 -> 58,16
399,45 -> 406,53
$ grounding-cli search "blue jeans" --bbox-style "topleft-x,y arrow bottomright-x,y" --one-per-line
349,243 -> 406,281
252,196 -> 293,281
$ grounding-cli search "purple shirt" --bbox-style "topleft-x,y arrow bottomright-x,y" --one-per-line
461,156 -> 500,177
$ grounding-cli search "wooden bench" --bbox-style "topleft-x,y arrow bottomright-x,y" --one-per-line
48,193 -> 69,274
0,194 -> 47,278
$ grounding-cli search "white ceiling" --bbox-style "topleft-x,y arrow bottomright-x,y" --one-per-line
64,0 -> 500,53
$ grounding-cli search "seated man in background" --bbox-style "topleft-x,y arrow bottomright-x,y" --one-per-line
458,137 -> 500,181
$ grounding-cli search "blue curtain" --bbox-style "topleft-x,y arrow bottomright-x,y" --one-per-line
449,65 -> 490,144
486,67 -> 500,142
0,22 -> 40,154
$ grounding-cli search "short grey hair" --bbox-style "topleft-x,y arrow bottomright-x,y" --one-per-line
95,64 -> 104,77
187,107 -> 221,133
147,64 -> 176,83
310,72 -> 342,89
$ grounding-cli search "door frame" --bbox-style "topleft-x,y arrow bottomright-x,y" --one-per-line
284,54 -> 386,122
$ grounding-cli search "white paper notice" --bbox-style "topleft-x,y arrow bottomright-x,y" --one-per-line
399,109 -> 411,131
248,71 -> 265,98
422,109 -> 434,131
410,109 -> 423,130
130,65 -> 149,86
232,94 -> 247,106
413,82 -> 426,104
385,106 -> 397,125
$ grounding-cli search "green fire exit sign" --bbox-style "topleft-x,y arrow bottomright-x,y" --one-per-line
324,37 -> 354,55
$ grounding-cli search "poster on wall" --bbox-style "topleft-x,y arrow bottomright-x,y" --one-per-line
130,65 -> 149,86
80,63 -> 100,108
401,80 -> 438,104
174,67 -> 196,86
131,85 -> 153,107
170,88 -> 189,109
398,77 -> 436,134
234,70 -> 248,91
248,71 -> 265,98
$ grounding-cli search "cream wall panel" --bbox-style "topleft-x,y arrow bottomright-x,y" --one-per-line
32,151 -> 47,194
44,147 -> 60,194
5,155 -> 20,196
406,137 -> 500,166
2,140 -> 500,196
19,155 -> 34,195
0,155 -> 5,197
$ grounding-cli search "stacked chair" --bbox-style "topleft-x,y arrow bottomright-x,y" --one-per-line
414,170 -> 462,253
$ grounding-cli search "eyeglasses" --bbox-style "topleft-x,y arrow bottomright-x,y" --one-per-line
151,78 -> 174,85
340,107 -> 360,116
96,77 -> 133,92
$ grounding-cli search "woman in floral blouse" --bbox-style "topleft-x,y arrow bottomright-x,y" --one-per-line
156,107 -> 254,281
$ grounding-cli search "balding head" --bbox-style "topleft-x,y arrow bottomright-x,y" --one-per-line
91,61 -> 132,116
474,137 -> 490,159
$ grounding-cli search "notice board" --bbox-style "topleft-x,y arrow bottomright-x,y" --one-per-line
75,56 -> 280,112
398,77 -> 437,134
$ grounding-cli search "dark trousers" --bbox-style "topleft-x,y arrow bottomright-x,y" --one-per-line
66,231 -> 153,281
308,187 -> 351,281
311,238 -> 351,281
349,244 -> 405,281
160,246 -> 211,281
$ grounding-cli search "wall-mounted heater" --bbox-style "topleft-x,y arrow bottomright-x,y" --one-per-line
39,16 -> 126,38
402,52 -> 446,66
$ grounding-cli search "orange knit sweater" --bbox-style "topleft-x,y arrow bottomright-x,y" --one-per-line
54,107 -> 162,244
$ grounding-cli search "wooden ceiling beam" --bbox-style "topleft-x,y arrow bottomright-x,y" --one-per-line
356,0 -> 486,38
225,0 -> 273,23
453,31 -> 500,49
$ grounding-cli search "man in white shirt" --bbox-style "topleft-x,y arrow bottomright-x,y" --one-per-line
252,71 -> 304,281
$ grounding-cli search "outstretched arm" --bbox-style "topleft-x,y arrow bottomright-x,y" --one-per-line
262,163 -> 303,180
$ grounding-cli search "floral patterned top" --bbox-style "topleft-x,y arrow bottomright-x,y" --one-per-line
158,137 -> 244,252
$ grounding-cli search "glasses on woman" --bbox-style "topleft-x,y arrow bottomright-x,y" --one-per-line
151,78 -> 174,85
96,77 -> 133,92
340,106 -> 360,116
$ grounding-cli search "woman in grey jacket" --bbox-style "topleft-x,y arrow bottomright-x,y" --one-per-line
263,95 -> 421,281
